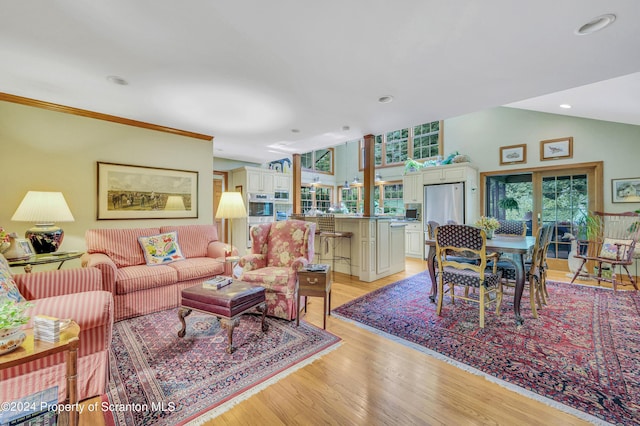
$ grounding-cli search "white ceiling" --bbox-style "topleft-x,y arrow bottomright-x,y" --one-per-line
1,1 -> 639,164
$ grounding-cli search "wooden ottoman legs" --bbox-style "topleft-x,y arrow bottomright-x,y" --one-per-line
177,308 -> 191,338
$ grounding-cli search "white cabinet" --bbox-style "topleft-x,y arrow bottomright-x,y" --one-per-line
405,222 -> 424,258
403,173 -> 422,203
376,221 -> 391,275
246,168 -> 274,193
422,164 -> 468,184
390,224 -> 406,272
273,174 -> 291,191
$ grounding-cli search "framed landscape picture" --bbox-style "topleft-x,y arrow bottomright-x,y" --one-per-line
97,162 -> 198,219
540,137 -> 573,161
499,144 -> 526,165
611,177 -> 640,203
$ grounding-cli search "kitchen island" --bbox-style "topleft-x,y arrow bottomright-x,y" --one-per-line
302,216 -> 406,282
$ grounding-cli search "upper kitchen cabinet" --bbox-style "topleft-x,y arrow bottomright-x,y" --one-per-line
402,173 -> 422,203
246,167 -> 274,193
273,173 -> 292,192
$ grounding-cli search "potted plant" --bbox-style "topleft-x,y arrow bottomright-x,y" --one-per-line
498,197 -> 519,212
474,216 -> 500,239
0,299 -> 32,354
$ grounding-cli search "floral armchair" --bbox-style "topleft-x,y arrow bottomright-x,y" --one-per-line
239,220 -> 316,320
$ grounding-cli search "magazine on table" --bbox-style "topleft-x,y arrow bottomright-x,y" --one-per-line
203,276 -> 233,290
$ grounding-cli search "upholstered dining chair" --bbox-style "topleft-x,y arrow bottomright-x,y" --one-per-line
494,225 -> 552,318
435,224 -> 503,328
495,220 -> 527,237
426,220 -> 440,239
238,219 -> 316,320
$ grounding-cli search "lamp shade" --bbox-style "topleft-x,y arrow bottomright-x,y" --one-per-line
215,192 -> 247,219
164,195 -> 186,211
11,191 -> 75,254
11,191 -> 75,223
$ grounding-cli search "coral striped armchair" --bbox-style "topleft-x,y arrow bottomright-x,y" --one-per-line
239,220 -> 316,320
0,255 -> 113,404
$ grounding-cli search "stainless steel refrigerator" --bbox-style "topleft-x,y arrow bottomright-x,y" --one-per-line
423,182 -> 465,227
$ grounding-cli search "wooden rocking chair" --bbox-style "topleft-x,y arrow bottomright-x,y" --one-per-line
570,211 -> 640,292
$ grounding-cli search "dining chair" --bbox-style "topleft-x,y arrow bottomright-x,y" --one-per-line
494,225 -> 552,318
426,220 -> 440,239
494,220 -> 527,237
435,224 -> 503,328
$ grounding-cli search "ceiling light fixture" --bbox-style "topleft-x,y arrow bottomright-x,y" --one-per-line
375,173 -> 382,182
352,176 -> 360,185
575,14 -> 616,35
378,95 -> 394,104
559,104 -> 572,109
106,75 -> 128,85
291,128 -> 300,133
341,125 -> 350,131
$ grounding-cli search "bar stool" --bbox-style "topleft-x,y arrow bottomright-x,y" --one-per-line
316,214 -> 353,279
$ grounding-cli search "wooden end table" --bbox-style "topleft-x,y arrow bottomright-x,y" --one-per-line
297,265 -> 332,329
0,321 -> 80,426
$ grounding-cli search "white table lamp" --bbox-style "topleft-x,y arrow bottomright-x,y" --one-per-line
11,191 -> 75,254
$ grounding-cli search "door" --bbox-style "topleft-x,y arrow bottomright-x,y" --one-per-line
534,167 -> 598,271
482,162 -> 603,272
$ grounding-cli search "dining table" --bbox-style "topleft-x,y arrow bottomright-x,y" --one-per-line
425,235 -> 536,325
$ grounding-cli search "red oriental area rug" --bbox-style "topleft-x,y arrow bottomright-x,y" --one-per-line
333,273 -> 640,425
106,309 -> 340,425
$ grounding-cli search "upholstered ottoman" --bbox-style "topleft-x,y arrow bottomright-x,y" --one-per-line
178,281 -> 268,353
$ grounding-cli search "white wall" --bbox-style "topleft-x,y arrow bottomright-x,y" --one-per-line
444,106 -> 640,213
1,101 -> 214,255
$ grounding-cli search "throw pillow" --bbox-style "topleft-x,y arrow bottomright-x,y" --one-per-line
599,238 -> 633,260
0,254 -> 26,303
138,232 -> 185,266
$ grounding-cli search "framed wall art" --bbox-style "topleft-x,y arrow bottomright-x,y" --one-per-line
540,137 -> 573,161
499,144 -> 527,165
97,162 -> 198,220
611,177 -> 640,203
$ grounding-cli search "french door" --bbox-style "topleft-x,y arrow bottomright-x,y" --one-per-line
483,162 -> 603,271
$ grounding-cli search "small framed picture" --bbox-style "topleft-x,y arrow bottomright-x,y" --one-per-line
17,239 -> 35,257
612,177 -> 640,203
540,137 -> 573,161
499,144 -> 526,165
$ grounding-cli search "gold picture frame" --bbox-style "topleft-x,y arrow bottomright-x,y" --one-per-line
499,144 -> 527,165
540,137 -> 573,161
97,162 -> 198,220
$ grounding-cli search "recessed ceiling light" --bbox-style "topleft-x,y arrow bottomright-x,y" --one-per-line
341,125 -> 350,131
106,75 -> 128,85
575,14 -> 616,35
378,95 -> 394,104
560,104 -> 572,109
291,128 -> 300,133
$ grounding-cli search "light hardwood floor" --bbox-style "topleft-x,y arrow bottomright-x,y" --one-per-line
81,259 -> 632,425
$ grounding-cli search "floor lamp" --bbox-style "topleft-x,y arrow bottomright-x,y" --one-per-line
215,192 -> 247,258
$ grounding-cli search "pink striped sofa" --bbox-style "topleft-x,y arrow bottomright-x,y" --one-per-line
0,258 -> 113,404
82,225 -> 232,321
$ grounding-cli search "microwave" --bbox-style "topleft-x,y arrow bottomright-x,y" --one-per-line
248,193 -> 275,218
274,190 -> 290,202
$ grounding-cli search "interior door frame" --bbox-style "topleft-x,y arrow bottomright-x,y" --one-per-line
480,161 -> 603,271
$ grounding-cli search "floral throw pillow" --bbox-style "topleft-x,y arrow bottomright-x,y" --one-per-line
599,238 -> 633,260
0,254 -> 26,303
138,232 -> 185,266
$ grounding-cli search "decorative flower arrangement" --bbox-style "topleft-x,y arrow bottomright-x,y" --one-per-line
474,216 -> 500,231
0,300 -> 33,331
0,227 -> 8,244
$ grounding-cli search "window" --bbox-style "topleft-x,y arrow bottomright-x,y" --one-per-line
300,185 -> 333,213
301,148 -> 334,174
338,181 -> 404,215
359,120 -> 442,169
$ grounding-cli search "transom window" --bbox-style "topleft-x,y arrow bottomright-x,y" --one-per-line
301,148 -> 334,174
359,120 -> 442,169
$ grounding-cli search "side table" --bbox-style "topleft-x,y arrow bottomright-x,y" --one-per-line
8,252 -> 84,273
0,321 -> 80,426
297,265 -> 332,329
